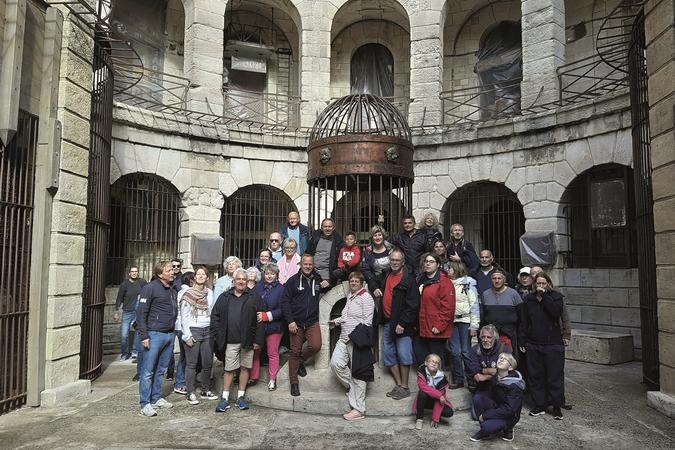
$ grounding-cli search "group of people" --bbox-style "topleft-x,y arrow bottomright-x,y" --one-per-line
114,210 -> 570,442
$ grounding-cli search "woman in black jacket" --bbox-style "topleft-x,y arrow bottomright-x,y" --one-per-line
518,272 -> 566,420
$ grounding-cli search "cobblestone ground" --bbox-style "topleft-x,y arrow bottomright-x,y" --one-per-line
0,359 -> 673,449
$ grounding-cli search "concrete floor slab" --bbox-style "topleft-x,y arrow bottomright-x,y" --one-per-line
0,358 -> 674,449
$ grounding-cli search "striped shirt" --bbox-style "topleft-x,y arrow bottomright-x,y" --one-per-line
336,288 -> 375,341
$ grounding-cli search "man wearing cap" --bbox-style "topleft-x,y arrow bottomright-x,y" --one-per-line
515,267 -> 533,299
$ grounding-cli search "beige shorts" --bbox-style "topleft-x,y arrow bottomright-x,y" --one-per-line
224,343 -> 254,371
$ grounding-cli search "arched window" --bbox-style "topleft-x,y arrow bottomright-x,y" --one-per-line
442,182 -> 525,277
107,174 -> 180,284
221,185 -> 296,268
475,21 -> 522,119
350,43 -> 394,97
562,164 -> 637,268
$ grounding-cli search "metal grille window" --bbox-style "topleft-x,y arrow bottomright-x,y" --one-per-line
563,164 -> 637,269
107,173 -> 180,284
0,111 -> 38,414
80,39 -> 114,380
221,185 -> 296,268
442,182 -> 525,278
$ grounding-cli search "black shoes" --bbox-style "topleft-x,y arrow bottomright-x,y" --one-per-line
552,406 -> 563,420
132,373 -> 139,382
470,431 -> 488,442
502,428 -> 514,442
298,364 -> 307,377
290,383 -> 300,397
529,407 -> 546,416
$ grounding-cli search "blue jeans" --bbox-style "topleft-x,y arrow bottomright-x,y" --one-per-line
139,331 -> 174,407
120,311 -> 136,357
449,322 -> 471,384
382,323 -> 414,367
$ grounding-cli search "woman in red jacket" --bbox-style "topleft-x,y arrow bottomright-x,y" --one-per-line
413,253 -> 456,367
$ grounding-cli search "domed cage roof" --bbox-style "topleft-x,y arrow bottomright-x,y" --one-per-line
309,94 -> 411,143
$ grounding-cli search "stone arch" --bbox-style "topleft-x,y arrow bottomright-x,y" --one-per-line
220,184 -> 298,267
441,180 -> 525,276
557,163 -> 636,268
108,173 -> 182,283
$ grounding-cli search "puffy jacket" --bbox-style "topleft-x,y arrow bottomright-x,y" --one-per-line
418,271 -> 456,339
254,281 -> 286,335
136,279 -> 178,341
451,276 -> 480,331
280,270 -> 323,328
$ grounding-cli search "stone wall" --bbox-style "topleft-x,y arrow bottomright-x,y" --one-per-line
560,268 -> 641,355
645,0 -> 675,418
330,20 -> 410,100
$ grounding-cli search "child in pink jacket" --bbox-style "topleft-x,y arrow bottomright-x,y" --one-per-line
412,353 -> 454,429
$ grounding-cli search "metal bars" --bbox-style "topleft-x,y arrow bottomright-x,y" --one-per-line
107,174 -> 180,285
308,174 -> 411,243
0,111 -> 38,414
628,11 -> 659,389
220,186 -> 296,269
442,182 -> 525,279
80,39 -> 114,380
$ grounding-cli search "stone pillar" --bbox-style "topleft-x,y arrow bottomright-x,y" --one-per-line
407,8 -> 444,127
645,0 -> 675,419
298,1 -> 331,128
520,0 -> 565,107
179,187 -> 224,269
38,16 -> 94,406
183,0 -> 225,116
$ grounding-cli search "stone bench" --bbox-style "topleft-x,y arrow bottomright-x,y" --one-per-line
565,329 -> 634,365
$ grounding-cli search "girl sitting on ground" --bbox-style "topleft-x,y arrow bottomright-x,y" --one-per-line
413,353 -> 454,430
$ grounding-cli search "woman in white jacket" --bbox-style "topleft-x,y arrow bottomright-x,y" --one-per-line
179,266 -> 217,405
446,261 -> 480,389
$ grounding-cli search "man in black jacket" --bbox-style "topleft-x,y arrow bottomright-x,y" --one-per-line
211,268 -> 264,413
306,218 -> 344,289
281,254 -> 324,396
136,261 -> 178,417
391,214 -> 427,276
380,249 -> 420,400
114,266 -> 146,361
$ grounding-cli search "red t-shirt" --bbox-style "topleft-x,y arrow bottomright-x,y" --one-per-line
383,270 -> 404,319
338,245 -> 362,270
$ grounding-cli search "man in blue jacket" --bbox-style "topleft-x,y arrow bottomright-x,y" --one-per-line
280,211 -> 310,256
281,254 -> 327,397
136,261 -> 178,417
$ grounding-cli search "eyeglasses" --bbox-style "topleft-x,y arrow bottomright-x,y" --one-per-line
270,239 -> 280,243
172,264 -> 181,268
424,259 -> 437,264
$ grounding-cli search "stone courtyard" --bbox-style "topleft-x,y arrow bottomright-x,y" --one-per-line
0,357 -> 673,449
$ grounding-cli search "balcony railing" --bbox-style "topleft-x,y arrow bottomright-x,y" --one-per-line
223,87 -> 301,128
441,80 -> 523,125
558,53 -> 630,105
114,68 -> 191,114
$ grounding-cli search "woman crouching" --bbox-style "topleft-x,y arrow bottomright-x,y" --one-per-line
413,353 -> 454,430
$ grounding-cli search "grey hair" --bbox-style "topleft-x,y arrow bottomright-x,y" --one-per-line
282,237 -> 298,249
263,262 -> 280,277
480,324 -> 499,339
246,266 -> 261,282
370,224 -> 388,240
232,268 -> 248,280
223,256 -> 243,268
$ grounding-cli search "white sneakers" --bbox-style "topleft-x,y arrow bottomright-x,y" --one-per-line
268,380 -> 277,391
140,404 -> 157,417
187,393 -> 200,405
152,398 -> 173,409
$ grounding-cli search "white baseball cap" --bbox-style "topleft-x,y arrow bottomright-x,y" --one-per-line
519,267 -> 531,275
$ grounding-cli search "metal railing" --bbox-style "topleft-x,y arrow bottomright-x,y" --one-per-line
441,80 -> 523,125
558,53 -> 630,105
223,87 -> 301,128
113,68 -> 191,115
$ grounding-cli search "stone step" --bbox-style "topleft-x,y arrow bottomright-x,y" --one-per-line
565,329 -> 633,365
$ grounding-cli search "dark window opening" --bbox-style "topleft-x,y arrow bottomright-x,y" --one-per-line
350,43 -> 394,97
563,164 -> 637,268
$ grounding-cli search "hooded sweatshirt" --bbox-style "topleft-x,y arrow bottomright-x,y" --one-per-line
481,370 -> 525,426
280,270 -> 323,328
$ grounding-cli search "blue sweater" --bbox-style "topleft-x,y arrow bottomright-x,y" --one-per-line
281,271 -> 322,328
254,281 -> 286,335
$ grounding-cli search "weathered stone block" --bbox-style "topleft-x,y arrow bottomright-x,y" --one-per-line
654,197 -> 675,233
561,286 -> 593,305
46,325 -> 81,360
651,131 -> 675,171
658,299 -> 675,333
46,295 -> 82,329
660,364 -> 675,398
580,269 -> 610,286
51,202 -> 86,235
58,109 -> 90,149
647,390 -> 675,419
49,234 -> 85,265
60,141 -> 89,177
155,148 -> 181,184
610,307 -> 641,327
54,172 -> 87,205
41,379 -> 90,407
649,97 -> 674,137
581,305 -> 611,324
58,80 -> 91,119
565,329 -> 633,364
230,158 -> 252,187
61,49 -> 92,90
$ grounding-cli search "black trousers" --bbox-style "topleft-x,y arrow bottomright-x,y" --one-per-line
413,335 -> 447,368
416,391 -> 454,419
526,346 -> 565,408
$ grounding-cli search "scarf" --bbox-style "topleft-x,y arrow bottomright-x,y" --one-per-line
182,287 -> 209,319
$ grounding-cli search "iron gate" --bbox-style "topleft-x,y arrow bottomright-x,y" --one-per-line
443,182 -> 525,278
221,185 -> 296,268
629,12 -> 659,389
0,111 -> 39,413
80,39 -> 114,380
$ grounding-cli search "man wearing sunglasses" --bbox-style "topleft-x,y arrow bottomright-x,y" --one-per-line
268,233 -> 284,262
